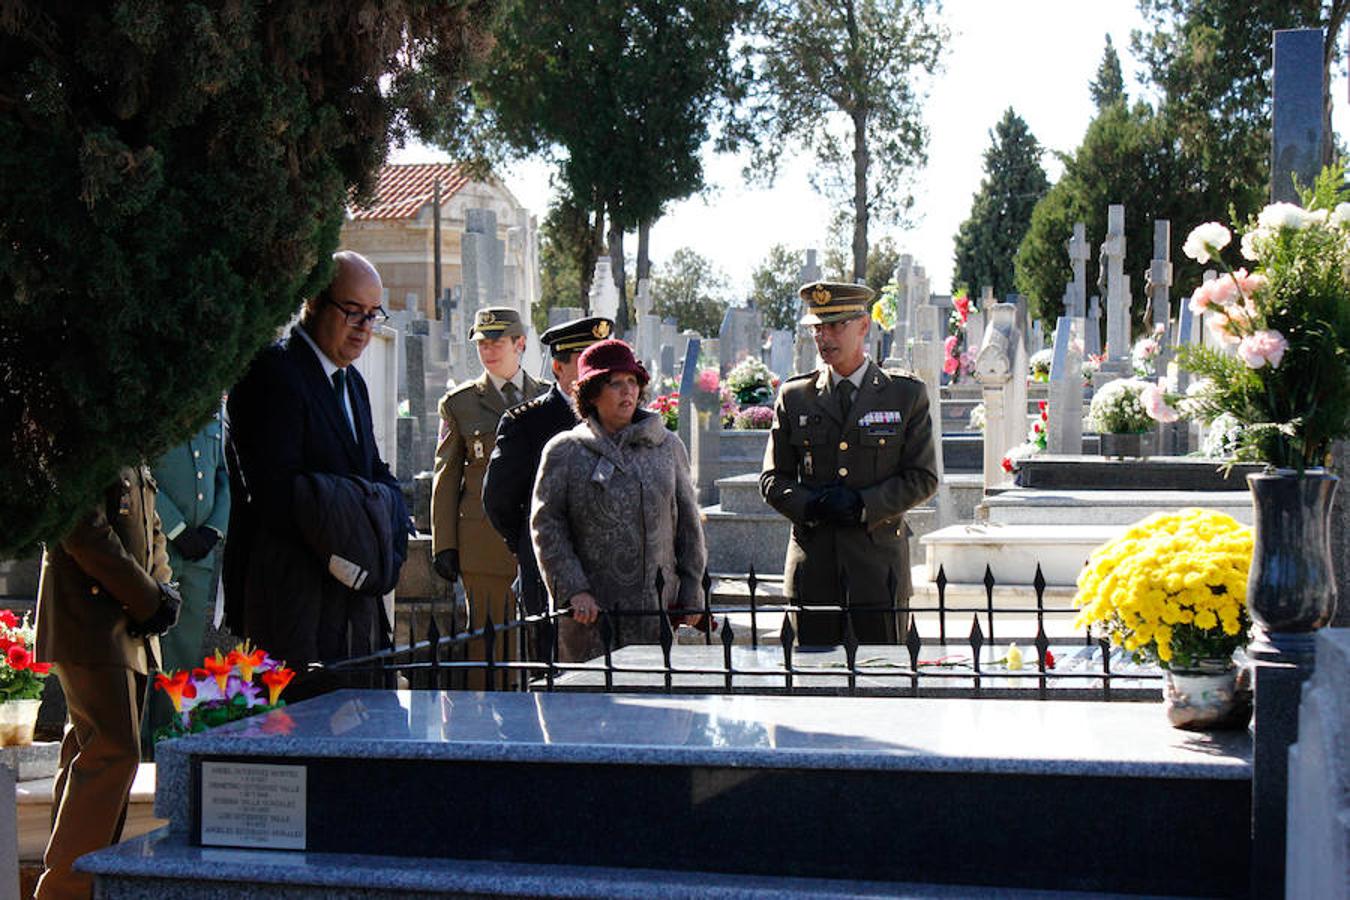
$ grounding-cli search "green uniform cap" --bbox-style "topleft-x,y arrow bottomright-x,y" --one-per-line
469,306 -> 526,340
798,281 -> 876,325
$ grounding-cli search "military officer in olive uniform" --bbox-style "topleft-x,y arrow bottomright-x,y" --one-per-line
760,282 -> 939,647
482,316 -> 614,637
432,307 -> 547,684
34,465 -> 181,900
144,411 -> 230,740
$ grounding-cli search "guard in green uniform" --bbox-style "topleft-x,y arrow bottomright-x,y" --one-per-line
432,307 -> 547,686
759,282 -> 939,647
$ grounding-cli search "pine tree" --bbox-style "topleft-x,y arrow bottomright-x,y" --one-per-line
1089,35 -> 1125,110
952,109 -> 1049,301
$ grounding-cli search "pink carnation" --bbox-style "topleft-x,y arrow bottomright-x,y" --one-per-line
943,335 -> 959,356
1142,379 -> 1179,423
696,368 -> 719,393
943,355 -> 959,375
1206,313 -> 1240,346
1237,329 -> 1288,369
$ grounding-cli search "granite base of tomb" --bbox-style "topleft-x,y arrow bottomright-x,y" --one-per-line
80,689 -> 1250,898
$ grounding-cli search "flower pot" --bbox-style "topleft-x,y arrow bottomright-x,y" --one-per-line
1246,469 -> 1339,633
1163,665 -> 1250,730
0,699 -> 40,747
1099,431 -> 1150,458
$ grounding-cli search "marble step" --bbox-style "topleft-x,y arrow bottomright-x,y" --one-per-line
981,488 -> 1254,526
18,762 -> 163,863
920,523 -> 1121,586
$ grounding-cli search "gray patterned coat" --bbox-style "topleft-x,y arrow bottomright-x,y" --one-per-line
531,409 -> 706,656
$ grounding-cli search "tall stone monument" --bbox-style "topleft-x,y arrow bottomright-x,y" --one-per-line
588,256 -> 622,323
1270,28 -> 1325,204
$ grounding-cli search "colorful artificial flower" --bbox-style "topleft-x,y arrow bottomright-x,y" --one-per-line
261,667 -> 296,707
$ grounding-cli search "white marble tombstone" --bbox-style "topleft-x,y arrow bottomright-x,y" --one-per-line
973,304 -> 1028,489
353,325 -> 400,468
1101,205 -> 1131,374
588,256 -> 622,322
912,305 -> 952,527
1046,317 -> 1083,455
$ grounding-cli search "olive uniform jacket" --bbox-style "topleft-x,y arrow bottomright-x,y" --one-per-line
482,384 -> 578,615
760,361 -> 939,644
432,370 -> 547,578
35,465 -> 171,673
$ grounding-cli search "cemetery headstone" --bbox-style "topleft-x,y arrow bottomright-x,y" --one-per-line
1067,222 -> 1090,319
1270,28 -> 1325,204
767,328 -> 794,379
659,344 -> 676,379
718,305 -> 762,374
1046,317 -> 1083,455
911,304 -> 952,526
588,256 -> 622,323
676,338 -> 701,451
794,325 -> 817,374
973,303 -> 1027,489
1101,204 -> 1131,374
1086,295 -> 1103,356
548,306 -> 584,327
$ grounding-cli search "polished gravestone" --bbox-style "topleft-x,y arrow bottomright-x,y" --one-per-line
83,689 -> 1250,897
1015,455 -> 1264,492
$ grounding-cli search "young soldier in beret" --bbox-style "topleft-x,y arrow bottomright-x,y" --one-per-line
432,307 -> 547,685
481,316 -> 614,653
759,281 -> 939,647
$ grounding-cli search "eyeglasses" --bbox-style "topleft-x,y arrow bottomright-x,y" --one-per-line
324,296 -> 389,327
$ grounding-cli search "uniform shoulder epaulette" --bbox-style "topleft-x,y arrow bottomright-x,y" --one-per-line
879,365 -> 924,383
784,370 -> 817,384
508,393 -> 550,417
445,379 -> 479,399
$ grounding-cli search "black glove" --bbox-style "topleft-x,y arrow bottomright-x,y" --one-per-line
127,582 -> 182,638
433,549 -> 460,582
172,526 -> 218,562
815,485 -> 865,525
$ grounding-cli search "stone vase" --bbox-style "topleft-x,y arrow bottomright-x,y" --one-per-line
1246,469 -> 1339,633
1099,431 -> 1149,458
1163,664 -> 1250,731
0,698 -> 40,746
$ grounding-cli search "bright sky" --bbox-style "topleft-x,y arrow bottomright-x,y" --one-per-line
392,1 -> 1348,297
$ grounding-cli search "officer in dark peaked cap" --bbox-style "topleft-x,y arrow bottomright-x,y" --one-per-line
482,315 -> 615,652
759,281 -> 939,647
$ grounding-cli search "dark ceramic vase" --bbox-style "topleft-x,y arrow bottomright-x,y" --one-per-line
1099,431 -> 1148,458
1246,469 -> 1339,633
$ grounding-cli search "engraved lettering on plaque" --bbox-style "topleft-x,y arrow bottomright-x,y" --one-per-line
200,762 -> 307,850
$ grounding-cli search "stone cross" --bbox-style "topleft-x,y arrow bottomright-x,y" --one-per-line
888,254 -> 916,367
1066,222 -> 1090,318
1145,219 -> 1174,376
1046,317 -> 1083,455
973,303 -> 1028,489
1271,28 -> 1325,204
911,304 -> 952,526
1101,204 -> 1131,372
792,249 -> 823,373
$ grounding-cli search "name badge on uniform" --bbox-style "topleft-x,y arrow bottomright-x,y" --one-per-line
473,439 -> 485,459
591,458 -> 615,486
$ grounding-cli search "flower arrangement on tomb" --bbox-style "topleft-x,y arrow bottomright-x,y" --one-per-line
872,281 -> 899,331
1073,509 -> 1251,669
647,392 -> 680,431
152,643 -> 295,743
0,610 -> 50,702
1175,167 -> 1350,469
1086,378 -> 1155,434
1028,348 -> 1053,382
939,291 -> 975,382
731,405 -> 775,430
1130,324 -> 1166,378
725,357 -> 779,408
1081,352 -> 1104,387
1000,400 -> 1050,473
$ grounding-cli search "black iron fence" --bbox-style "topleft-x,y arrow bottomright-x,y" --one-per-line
330,563 -> 1163,700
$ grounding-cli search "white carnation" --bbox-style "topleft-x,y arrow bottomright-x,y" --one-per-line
1257,202 -> 1315,231
1331,203 -> 1350,227
1182,222 -> 1231,263
1239,228 -> 1268,261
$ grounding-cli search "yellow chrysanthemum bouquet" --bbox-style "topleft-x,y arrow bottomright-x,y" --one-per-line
1073,509 -> 1252,670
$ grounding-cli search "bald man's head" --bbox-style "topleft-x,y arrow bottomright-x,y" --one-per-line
302,251 -> 385,367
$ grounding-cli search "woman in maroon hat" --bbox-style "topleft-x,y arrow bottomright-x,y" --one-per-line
530,339 -> 707,661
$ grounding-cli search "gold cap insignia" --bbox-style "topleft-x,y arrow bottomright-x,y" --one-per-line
479,311 -> 497,326
593,321 -> 612,339
811,286 -> 832,306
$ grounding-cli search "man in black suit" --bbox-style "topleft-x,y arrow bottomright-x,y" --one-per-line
223,251 -> 408,685
482,316 -> 614,629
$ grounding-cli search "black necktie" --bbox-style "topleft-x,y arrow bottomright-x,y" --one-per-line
503,381 -> 520,406
332,369 -> 354,436
837,379 -> 855,419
